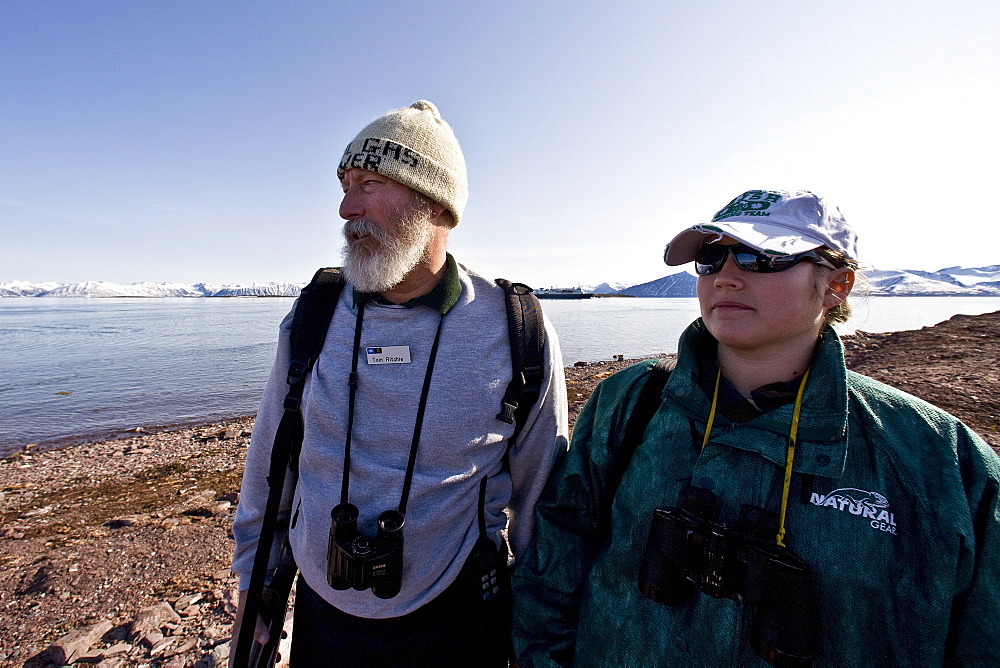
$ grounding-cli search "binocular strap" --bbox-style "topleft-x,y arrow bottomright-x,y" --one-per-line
340,302 -> 446,515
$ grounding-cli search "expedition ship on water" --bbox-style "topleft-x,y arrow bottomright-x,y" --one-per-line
533,287 -> 594,299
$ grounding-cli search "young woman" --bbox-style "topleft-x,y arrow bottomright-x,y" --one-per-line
512,190 -> 1000,666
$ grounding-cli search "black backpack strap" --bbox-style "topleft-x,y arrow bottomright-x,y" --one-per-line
494,278 -> 545,444
605,357 -> 675,505
284,267 -> 348,470
287,267 -> 348,393
234,267 -> 346,668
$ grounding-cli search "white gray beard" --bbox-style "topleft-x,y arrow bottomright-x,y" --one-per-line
340,210 -> 433,293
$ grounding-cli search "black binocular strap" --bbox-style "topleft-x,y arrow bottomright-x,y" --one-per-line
340,301 -> 366,505
399,314 -> 446,515
338,302 -> 446,516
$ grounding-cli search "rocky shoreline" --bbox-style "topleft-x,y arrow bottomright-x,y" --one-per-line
1,311 -> 997,667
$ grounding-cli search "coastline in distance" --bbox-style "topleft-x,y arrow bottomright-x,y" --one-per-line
3,263 -> 1000,298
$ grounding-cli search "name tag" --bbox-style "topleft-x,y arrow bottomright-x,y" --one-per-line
366,346 -> 411,365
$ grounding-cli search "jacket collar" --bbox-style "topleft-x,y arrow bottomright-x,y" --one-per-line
666,319 -> 850,478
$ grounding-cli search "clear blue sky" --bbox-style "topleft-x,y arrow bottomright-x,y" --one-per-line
2,1 -> 998,287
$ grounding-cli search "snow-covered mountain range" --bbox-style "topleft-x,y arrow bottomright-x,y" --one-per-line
587,265 -> 1000,297
3,265 -> 1000,298
0,280 -> 305,298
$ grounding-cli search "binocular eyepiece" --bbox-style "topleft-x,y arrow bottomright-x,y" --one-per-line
638,485 -> 817,666
327,503 -> 404,599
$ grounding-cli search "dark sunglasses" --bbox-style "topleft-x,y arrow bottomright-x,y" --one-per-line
694,242 -> 837,276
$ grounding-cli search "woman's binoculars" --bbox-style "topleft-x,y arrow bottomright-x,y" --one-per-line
327,503 -> 404,599
638,485 -> 817,666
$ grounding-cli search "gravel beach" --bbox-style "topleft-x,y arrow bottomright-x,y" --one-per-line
1,311 -> 997,667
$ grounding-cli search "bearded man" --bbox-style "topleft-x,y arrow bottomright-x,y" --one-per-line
230,101 -> 568,665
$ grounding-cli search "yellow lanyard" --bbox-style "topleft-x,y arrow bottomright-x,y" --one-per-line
702,367 -> 812,548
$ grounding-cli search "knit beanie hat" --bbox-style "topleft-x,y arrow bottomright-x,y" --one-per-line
337,100 -> 468,225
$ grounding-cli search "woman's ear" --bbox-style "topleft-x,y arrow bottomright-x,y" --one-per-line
823,267 -> 855,308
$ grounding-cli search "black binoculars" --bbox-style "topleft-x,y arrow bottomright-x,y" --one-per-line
327,503 -> 404,599
638,485 -> 817,667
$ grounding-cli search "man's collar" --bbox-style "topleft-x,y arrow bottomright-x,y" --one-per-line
352,254 -> 461,314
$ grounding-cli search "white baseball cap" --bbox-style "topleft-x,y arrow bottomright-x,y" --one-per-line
664,189 -> 858,265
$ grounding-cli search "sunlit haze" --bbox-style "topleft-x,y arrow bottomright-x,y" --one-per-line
2,1 -> 997,288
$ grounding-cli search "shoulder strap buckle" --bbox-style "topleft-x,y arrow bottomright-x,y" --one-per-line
494,278 -> 546,441
287,358 -> 310,386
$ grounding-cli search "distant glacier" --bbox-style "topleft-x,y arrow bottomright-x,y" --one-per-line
0,280 -> 305,298
3,265 -> 999,297
860,267 -> 1000,297
584,265 -> 1000,298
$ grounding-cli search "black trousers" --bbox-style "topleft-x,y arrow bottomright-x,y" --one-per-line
290,562 -> 510,667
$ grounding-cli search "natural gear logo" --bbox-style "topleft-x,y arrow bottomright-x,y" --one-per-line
809,487 -> 897,535
712,190 -> 783,222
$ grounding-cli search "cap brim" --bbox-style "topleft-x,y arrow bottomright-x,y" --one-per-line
663,222 -> 826,265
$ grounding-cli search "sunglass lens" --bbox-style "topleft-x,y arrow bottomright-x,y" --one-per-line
765,255 -> 800,271
730,249 -> 769,272
694,244 -> 727,275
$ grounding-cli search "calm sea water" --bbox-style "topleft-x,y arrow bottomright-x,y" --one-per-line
2,296 -> 998,455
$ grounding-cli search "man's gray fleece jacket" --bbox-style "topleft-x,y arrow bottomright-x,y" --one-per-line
232,265 -> 569,618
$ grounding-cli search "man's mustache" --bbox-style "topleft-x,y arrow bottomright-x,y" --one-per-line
343,218 -> 384,243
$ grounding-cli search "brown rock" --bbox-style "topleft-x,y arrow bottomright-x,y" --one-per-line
102,642 -> 133,656
150,634 -> 197,657
94,658 -> 125,668
104,517 -> 136,528
36,618 -> 114,664
174,593 -> 203,611
211,639 -> 231,664
129,601 -> 181,644
139,628 -> 165,648
182,506 -> 215,518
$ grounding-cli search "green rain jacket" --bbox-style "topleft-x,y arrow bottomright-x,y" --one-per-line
512,320 -> 1000,666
